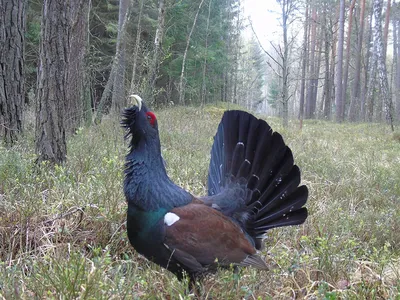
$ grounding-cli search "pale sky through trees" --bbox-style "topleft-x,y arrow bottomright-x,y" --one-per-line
243,0 -> 281,46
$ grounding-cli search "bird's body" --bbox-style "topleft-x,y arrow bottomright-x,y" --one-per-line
122,96 -> 308,281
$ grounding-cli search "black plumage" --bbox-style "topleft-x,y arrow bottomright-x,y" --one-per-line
122,95 -> 308,281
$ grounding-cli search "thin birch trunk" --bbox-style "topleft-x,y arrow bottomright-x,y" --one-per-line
95,4 -> 130,123
130,0 -> 144,94
335,0 -> 345,122
178,0 -> 206,105
299,3 -> 309,125
305,6 -> 317,119
201,0 -> 213,105
341,0 -> 356,120
112,0 -> 130,113
372,0 -> 394,130
349,0 -> 366,121
148,0 -> 166,103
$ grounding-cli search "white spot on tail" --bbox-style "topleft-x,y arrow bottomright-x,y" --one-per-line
164,212 -> 180,226
237,142 -> 244,146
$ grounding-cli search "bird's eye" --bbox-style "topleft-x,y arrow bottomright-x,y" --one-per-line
145,112 -> 156,127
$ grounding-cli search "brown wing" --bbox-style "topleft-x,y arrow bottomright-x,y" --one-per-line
164,203 -> 267,270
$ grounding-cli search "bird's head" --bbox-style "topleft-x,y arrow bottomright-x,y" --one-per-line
122,95 -> 159,148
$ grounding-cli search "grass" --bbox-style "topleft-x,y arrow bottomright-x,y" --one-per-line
1,104 -> 400,299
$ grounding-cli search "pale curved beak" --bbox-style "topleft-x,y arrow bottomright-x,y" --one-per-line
129,94 -> 143,111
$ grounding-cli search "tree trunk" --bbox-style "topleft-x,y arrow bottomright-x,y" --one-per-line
349,0 -> 366,121
178,0 -> 206,105
35,0 -> 70,164
395,1 -> 400,120
361,4 -> 374,121
232,0 -> 241,105
112,0 -> 130,113
130,0 -> 144,94
148,0 -> 166,103
330,6 -> 339,121
383,0 -> 391,60
367,61 -> 378,122
281,0 -> 290,127
201,0 -> 213,105
397,18 -> 400,120
335,0 -> 345,122
0,0 -> 26,146
305,6 -> 317,119
82,0 -> 92,127
311,27 -> 322,117
322,1 -> 331,119
373,0 -> 394,130
299,3 -> 309,124
342,0 -> 356,120
65,0 -> 89,133
95,0 -> 130,123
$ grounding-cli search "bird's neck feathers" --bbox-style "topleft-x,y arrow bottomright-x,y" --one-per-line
124,136 -> 192,211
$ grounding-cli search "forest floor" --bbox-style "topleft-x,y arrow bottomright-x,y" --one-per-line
1,104 -> 400,299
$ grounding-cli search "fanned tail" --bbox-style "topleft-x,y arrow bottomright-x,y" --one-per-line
207,110 -> 308,249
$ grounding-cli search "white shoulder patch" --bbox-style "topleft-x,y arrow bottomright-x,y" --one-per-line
164,212 -> 180,226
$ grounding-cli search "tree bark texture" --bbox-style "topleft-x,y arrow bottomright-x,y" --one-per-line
362,4 -> 374,121
0,0 -> 26,146
35,0 -> 70,164
328,4 -> 340,120
335,0 -> 345,122
397,19 -> 400,121
201,0 -> 213,105
341,0 -> 356,118
130,0 -> 144,94
372,0 -> 394,130
65,0 -> 89,133
280,0 -> 291,127
305,6 -> 317,119
148,0 -> 166,103
178,0 -> 205,105
95,0 -> 130,122
112,0 -> 130,113
394,1 -> 400,120
299,3 -> 309,122
322,1 -> 331,119
349,0 -> 366,121
312,27 -> 322,116
383,0 -> 391,60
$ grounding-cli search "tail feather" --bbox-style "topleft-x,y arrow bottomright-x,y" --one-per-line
246,163 -> 299,214
207,110 -> 308,249
253,185 -> 308,227
249,126 -> 273,176
254,208 -> 308,235
237,159 -> 252,179
252,133 -> 286,191
238,111 -> 252,145
256,166 -> 301,215
208,122 -> 224,196
245,120 -> 267,162
223,112 -> 240,176
255,147 -> 294,197
231,143 -> 245,177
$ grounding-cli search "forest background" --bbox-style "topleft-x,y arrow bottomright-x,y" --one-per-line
0,0 -> 400,298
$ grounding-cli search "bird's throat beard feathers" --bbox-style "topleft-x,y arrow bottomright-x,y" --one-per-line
124,135 -> 192,212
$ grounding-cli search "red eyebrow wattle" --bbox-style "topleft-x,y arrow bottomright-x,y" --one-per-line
146,111 -> 156,126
